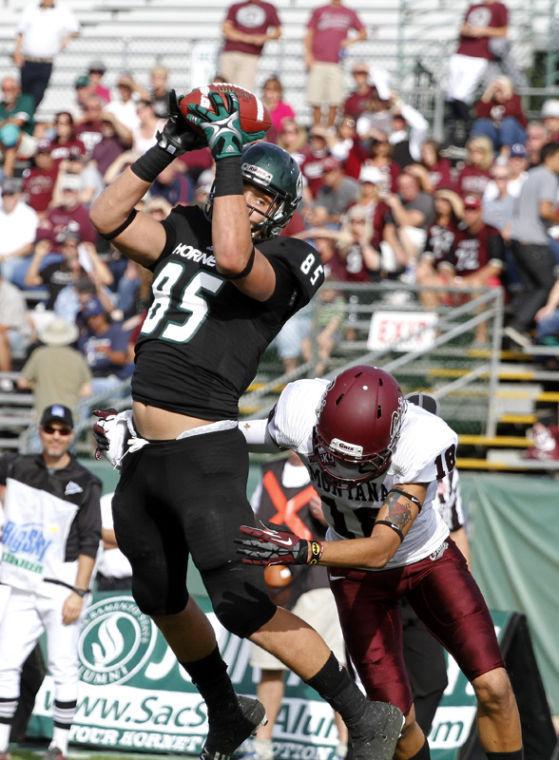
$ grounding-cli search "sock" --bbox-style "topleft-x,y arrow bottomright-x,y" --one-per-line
304,653 -> 367,728
253,737 -> 273,760
51,699 -> 77,754
335,740 -> 348,758
50,726 -> 70,755
0,696 -> 18,751
409,740 -> 431,759
180,647 -> 238,717
0,722 -> 11,752
486,752 -> 524,760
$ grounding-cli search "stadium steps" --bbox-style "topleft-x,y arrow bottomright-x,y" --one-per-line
456,456 -> 559,471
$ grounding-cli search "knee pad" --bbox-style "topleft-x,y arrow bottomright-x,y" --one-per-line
202,562 -> 276,638
131,576 -> 189,618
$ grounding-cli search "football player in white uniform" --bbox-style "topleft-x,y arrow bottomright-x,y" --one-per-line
237,366 -> 523,760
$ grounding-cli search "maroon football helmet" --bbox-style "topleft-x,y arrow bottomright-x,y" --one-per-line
313,366 -> 406,486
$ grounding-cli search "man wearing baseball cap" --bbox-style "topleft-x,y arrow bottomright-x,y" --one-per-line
0,402 -> 100,760
439,194 -> 505,343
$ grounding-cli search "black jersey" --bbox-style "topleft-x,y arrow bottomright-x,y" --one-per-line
132,205 -> 324,420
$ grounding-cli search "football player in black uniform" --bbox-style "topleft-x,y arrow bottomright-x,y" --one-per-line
90,90 -> 403,760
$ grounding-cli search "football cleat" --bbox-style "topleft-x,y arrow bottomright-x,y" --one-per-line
346,700 -> 404,760
200,695 -> 267,760
43,747 -> 66,760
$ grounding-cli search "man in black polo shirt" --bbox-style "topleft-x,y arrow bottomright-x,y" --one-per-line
0,404 -> 101,760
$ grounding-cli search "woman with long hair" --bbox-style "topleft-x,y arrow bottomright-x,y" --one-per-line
416,188 -> 464,309
261,75 -> 296,136
47,112 -> 86,164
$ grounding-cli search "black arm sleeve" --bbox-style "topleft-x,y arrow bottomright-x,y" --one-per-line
75,478 -> 102,559
0,454 -> 17,486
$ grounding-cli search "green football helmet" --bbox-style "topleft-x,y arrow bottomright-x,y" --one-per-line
240,142 -> 303,239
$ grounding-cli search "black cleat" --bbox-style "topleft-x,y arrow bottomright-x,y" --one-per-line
347,700 -> 404,760
200,695 -> 267,760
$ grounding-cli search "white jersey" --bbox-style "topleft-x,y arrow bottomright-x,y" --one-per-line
268,378 -> 458,569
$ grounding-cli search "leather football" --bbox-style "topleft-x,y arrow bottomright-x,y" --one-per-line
179,83 -> 271,137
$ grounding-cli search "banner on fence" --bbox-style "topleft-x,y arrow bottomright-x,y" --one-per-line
27,596 -> 517,759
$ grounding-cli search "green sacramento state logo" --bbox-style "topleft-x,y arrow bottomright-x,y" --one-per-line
79,595 -> 157,685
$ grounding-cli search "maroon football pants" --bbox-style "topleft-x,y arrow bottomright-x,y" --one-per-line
329,539 -> 504,715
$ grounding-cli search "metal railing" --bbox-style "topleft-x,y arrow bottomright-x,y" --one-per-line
240,281 -> 505,438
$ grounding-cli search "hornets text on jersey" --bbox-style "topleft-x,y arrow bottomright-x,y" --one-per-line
132,206 -> 324,420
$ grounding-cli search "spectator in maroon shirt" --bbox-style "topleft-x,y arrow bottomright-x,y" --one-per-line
304,0 -> 366,128
352,165 -> 392,248
343,62 -> 379,121
22,140 -> 59,215
416,188 -> 464,309
48,111 -> 86,165
445,1 -> 509,144
440,193 -> 505,342
36,173 -> 97,246
419,140 -> 452,192
455,136 -> 494,197
471,76 -> 527,154
301,126 -> 333,198
91,114 -> 128,177
75,95 -> 105,153
345,132 -> 400,192
219,0 -> 281,92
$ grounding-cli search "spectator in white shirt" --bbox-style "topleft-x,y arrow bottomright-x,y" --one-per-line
0,178 -> 38,284
13,0 -> 79,111
104,73 -> 141,132
0,268 -> 31,372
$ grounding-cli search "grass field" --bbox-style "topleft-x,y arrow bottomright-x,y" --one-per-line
9,748 -> 190,760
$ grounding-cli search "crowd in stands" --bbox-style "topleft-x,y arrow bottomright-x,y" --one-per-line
2,0 -> 559,431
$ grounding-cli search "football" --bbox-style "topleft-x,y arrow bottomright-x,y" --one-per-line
179,83 -> 272,138
264,564 -> 293,589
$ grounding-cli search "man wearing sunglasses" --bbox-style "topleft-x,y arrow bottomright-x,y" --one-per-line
0,404 -> 101,760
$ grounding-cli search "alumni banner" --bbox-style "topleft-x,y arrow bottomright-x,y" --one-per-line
28,595 -> 516,759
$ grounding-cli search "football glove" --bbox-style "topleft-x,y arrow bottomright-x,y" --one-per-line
92,408 -> 147,468
236,524 -> 310,565
156,89 -> 205,157
185,91 -> 267,161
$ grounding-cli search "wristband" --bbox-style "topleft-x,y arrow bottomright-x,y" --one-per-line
73,587 -> 89,598
99,208 -> 138,241
214,156 -> 244,197
130,144 -> 175,183
308,540 -> 323,566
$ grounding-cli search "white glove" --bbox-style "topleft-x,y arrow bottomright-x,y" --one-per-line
93,409 -> 147,468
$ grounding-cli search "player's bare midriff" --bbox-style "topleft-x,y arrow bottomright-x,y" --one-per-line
132,401 -> 214,440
